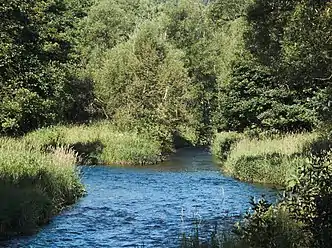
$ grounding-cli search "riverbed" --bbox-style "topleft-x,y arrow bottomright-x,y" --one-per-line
2,148 -> 277,248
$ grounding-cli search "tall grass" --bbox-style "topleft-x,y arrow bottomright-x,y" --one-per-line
0,138 -> 85,238
216,132 -> 318,186
24,122 -> 164,165
211,132 -> 243,161
0,121 -> 164,238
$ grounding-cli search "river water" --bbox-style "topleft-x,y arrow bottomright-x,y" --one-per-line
3,148 -> 277,248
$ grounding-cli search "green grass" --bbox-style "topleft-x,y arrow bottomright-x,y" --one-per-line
0,122 -> 164,238
180,208 -> 308,248
24,122 -> 164,165
211,132 -> 243,161
212,132 -> 319,186
0,138 -> 85,238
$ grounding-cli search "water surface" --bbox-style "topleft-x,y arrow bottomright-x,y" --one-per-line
3,148 -> 277,248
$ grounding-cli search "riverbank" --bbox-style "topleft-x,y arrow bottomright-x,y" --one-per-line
206,131 -> 332,248
0,139 -> 85,238
181,154 -> 332,248
24,122 -> 165,165
211,131 -> 331,186
177,131 -> 332,248
1,148 -> 277,247
0,122 -> 167,238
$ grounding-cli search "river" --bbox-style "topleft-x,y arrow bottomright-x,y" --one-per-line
2,148 -> 277,248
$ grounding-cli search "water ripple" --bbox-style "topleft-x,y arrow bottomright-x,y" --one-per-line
2,148 -> 276,248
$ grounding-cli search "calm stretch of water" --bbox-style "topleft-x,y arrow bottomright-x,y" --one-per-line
3,148 -> 276,248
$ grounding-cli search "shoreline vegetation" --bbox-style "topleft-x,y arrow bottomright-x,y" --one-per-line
0,122 -> 166,238
0,139 -> 85,239
211,131 -> 327,187
180,131 -> 332,248
24,122 -> 165,166
0,121 -> 192,238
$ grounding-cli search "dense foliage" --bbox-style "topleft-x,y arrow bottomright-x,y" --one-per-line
1,0 -> 331,141
233,157 -> 332,248
0,0 -> 91,135
218,0 -> 332,132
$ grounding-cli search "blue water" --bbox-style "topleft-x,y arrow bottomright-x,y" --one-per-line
2,148 -> 277,248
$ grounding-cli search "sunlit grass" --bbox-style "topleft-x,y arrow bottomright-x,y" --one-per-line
0,138 -> 84,237
213,132 -> 319,186
24,122 -> 163,165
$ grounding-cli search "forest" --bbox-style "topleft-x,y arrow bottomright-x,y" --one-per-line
1,0 -> 331,138
0,0 -> 331,247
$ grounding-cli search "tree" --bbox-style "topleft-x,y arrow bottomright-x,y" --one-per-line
0,0 -> 89,135
215,0 -> 332,132
92,20 -> 194,146
161,0 -> 220,142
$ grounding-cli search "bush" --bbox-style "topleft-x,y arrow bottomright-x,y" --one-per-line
231,157 -> 332,248
232,198 -> 310,248
284,157 -> 332,248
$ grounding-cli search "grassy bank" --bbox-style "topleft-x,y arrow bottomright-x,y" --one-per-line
0,122 -> 165,238
24,122 -> 164,165
212,132 -> 320,186
0,138 -> 85,238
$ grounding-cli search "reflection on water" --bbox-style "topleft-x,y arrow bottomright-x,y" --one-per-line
2,148 -> 277,248
124,148 -> 219,172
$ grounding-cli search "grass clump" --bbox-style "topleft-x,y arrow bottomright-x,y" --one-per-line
24,122 -> 164,165
223,133 -> 318,186
213,132 -> 319,186
0,138 -> 85,238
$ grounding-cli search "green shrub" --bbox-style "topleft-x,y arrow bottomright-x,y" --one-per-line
233,199 -> 310,248
284,157 -> 332,248
231,157 -> 332,248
